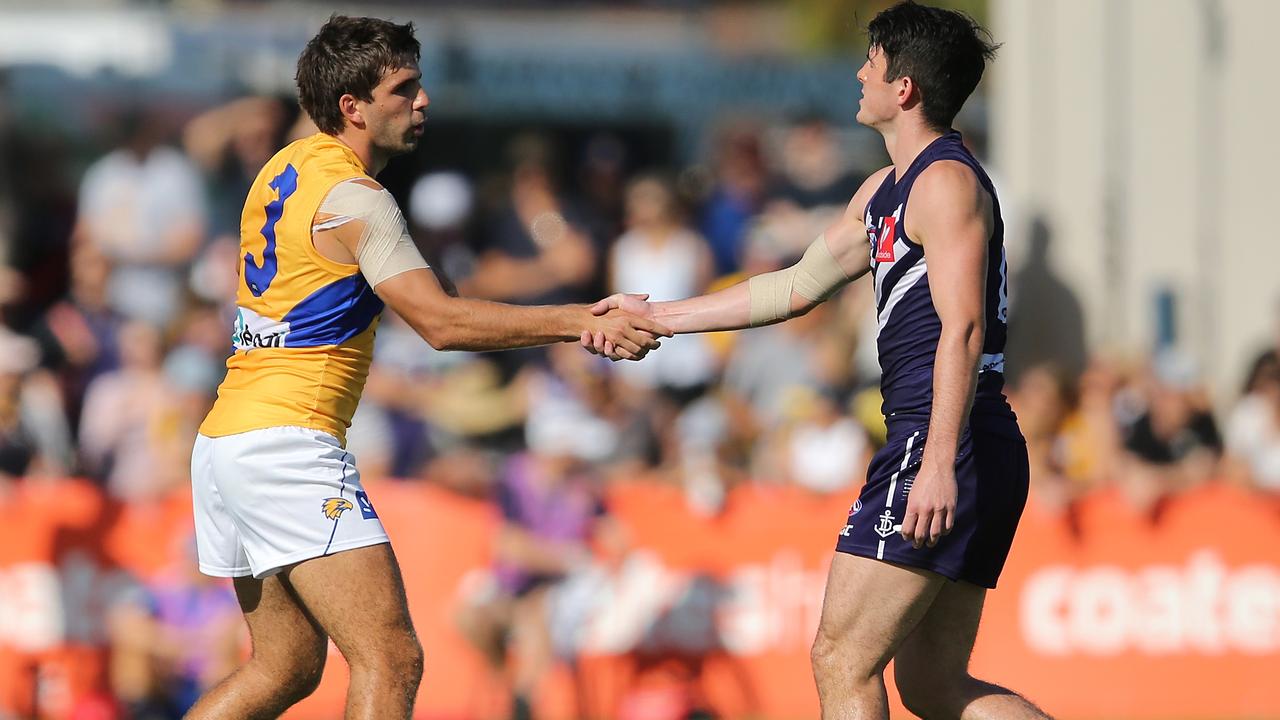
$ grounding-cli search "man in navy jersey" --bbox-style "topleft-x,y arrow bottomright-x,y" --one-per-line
585,2 -> 1051,717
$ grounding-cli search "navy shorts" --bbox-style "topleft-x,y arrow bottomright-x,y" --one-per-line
835,423 -> 1029,589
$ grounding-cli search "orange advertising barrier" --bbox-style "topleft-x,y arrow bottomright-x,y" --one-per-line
2,478 -> 1278,719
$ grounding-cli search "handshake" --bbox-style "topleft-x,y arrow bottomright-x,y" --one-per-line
578,293 -> 668,362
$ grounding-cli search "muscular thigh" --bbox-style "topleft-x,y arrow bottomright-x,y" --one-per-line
894,579 -> 986,686
234,575 -> 328,671
814,552 -> 946,674
281,542 -> 416,662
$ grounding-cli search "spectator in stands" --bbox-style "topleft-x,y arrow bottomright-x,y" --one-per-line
700,124 -> 768,275
73,110 -> 206,328
733,117 -> 866,270
155,342 -> 223,483
78,320 -> 186,499
751,384 -> 869,494
1120,350 -> 1223,511
0,327 -> 72,479
576,132 -> 630,245
30,242 -> 123,434
1008,361 -> 1080,507
1224,351 -> 1280,492
766,116 -> 864,211
465,134 -> 597,306
608,174 -> 717,394
407,170 -> 477,288
108,535 -> 241,719
182,96 -> 290,244
722,300 -> 833,429
456,421 -> 623,720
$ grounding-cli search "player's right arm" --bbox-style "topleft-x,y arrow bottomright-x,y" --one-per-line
315,180 -> 670,358
583,166 -> 891,346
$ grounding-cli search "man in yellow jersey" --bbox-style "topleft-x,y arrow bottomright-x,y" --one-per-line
187,16 -> 669,720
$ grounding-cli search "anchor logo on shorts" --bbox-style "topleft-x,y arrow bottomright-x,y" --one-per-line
322,497 -> 354,520
874,509 -> 897,539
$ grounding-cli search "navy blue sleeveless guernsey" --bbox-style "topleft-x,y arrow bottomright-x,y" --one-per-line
862,131 -> 1020,438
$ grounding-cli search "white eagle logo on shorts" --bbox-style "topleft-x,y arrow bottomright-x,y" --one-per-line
322,497 -> 354,520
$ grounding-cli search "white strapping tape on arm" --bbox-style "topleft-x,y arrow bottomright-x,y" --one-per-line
746,233 -> 850,326
318,179 -> 430,288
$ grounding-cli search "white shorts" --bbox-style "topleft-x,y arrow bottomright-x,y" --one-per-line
191,426 -> 390,579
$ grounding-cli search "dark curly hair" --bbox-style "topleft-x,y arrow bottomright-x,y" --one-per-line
296,15 -> 421,135
866,1 -> 999,132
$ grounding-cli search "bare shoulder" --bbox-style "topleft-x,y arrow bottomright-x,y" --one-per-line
908,160 -> 992,244
911,160 -> 985,212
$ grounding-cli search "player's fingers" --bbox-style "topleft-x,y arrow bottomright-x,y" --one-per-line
911,510 -> 931,549
625,343 -> 653,360
593,331 -> 607,353
620,326 -> 658,351
927,511 -> 944,548
611,334 -> 644,357
900,510 -> 918,544
604,339 -> 615,357
942,506 -> 955,535
590,297 -> 616,316
580,330 -> 596,352
622,321 -> 663,347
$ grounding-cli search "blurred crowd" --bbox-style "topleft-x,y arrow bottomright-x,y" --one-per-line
1,92 -> 1278,719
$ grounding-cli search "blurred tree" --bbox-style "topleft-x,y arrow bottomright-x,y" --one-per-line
783,0 -> 989,54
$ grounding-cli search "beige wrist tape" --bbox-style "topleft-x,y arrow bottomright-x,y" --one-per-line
747,233 -> 850,326
318,179 -> 430,288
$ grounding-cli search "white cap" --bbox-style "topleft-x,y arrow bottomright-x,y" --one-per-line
409,172 -> 473,230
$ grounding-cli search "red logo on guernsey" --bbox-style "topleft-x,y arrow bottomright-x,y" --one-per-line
875,216 -> 897,262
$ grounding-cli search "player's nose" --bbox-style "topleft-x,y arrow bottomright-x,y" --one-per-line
415,89 -> 429,110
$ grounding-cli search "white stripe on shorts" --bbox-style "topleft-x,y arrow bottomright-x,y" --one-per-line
878,430 -> 919,560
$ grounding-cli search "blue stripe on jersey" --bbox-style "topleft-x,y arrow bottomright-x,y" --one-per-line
282,273 -> 384,347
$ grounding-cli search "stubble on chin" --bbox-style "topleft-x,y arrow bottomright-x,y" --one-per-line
375,132 -> 417,158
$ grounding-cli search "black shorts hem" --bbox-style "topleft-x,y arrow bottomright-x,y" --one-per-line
833,543 -> 997,590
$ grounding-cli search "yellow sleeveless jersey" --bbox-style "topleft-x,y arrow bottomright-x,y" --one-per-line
199,134 -> 384,445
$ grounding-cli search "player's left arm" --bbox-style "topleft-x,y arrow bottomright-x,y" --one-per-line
899,160 -> 994,550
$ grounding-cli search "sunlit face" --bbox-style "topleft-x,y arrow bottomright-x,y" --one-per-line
624,178 -> 673,229
359,62 -> 429,156
855,46 -> 896,128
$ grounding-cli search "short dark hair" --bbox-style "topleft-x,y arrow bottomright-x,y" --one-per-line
866,1 -> 999,132
296,15 -> 421,135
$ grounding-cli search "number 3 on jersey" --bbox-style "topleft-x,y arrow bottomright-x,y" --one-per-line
244,165 -> 299,297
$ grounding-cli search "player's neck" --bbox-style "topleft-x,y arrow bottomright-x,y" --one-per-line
882,119 -> 945,179
332,131 -> 387,176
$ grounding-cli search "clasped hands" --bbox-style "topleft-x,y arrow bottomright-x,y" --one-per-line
578,293 -> 665,361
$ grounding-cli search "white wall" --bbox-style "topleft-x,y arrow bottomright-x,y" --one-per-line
990,0 -> 1280,401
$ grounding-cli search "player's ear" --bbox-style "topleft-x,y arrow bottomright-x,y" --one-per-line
338,93 -> 365,129
897,75 -> 916,109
